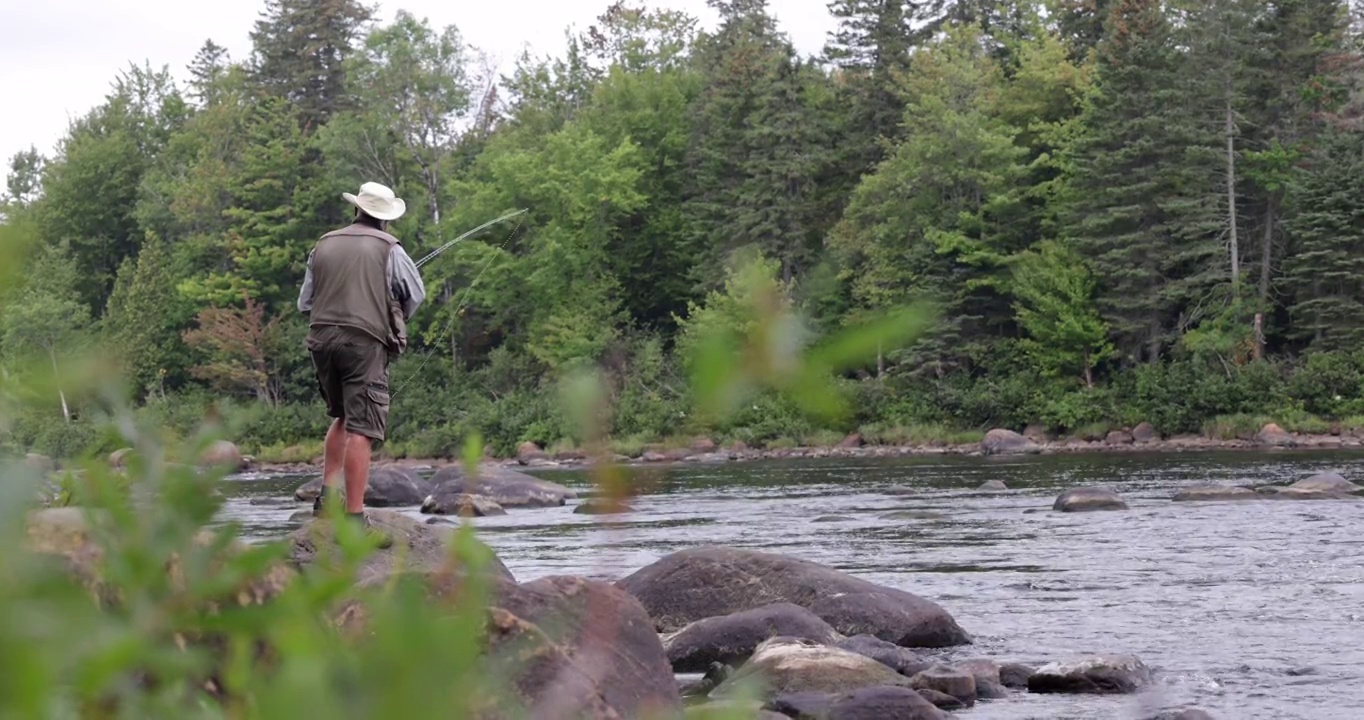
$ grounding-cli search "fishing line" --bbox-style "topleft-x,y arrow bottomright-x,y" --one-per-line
392,213 -> 527,399
414,208 -> 528,269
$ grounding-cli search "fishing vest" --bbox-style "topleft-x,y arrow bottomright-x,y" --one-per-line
306,223 -> 402,350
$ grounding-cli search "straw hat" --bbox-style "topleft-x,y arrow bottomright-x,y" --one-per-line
342,181 -> 407,221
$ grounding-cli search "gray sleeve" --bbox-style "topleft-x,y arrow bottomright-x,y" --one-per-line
388,244 -> 426,320
297,249 -> 315,314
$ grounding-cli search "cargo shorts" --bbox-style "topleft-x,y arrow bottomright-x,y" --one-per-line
307,325 -> 391,443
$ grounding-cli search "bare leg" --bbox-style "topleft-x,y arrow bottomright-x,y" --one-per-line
321,418 -> 348,501
343,432 -> 372,514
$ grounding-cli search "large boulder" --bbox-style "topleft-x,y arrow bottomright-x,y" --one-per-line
421,493 -> 507,517
287,508 -> 515,587
516,441 -> 547,464
1053,487 -> 1129,512
1132,422 -> 1158,444
1286,471 -> 1360,495
426,465 -> 576,508
710,638 -> 912,701
824,686 -> 953,720
615,546 -> 971,648
1255,423 -> 1293,447
1027,655 -> 1153,695
909,666 -> 976,708
664,603 -> 841,672
293,467 -> 434,507
200,440 -> 246,471
485,575 -> 681,720
981,429 -> 1039,455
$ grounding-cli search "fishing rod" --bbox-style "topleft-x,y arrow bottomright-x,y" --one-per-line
415,208 -> 528,269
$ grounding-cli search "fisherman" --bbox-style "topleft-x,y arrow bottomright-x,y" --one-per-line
297,181 -> 425,543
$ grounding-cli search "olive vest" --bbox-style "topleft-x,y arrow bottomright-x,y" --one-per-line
306,223 -> 401,349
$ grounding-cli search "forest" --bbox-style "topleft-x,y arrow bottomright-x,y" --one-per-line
5,0 -> 1364,462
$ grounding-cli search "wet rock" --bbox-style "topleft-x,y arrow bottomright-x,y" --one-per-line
914,687 -> 965,711
200,440 -> 245,471
909,666 -> 976,707
710,638 -> 912,701
976,678 -> 1009,699
288,510 -> 314,522
679,662 -> 733,698
812,515 -> 850,523
617,546 -> 971,648
999,662 -> 1036,689
1256,423 -> 1293,447
293,467 -> 434,507
835,635 -> 931,677
765,691 -> 833,718
489,575 -> 681,719
424,516 -> 454,525
1172,485 -> 1259,502
516,441 -> 547,464
977,480 -> 1008,491
1288,471 -> 1359,494
1105,430 -> 1134,446
573,499 -> 636,515
1132,422 -> 1158,444
1053,487 -> 1128,512
981,429 -> 1039,456
880,510 -> 947,521
426,465 -> 575,508
421,493 -> 506,517
665,603 -> 841,672
287,508 -> 515,587
1028,655 -> 1153,694
827,686 -> 954,719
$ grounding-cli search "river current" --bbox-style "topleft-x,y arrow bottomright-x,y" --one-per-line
218,450 -> 1364,719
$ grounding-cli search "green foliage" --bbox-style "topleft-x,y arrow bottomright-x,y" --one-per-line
1011,239 -> 1113,386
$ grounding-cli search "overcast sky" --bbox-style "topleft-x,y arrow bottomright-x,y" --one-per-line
0,0 -> 836,170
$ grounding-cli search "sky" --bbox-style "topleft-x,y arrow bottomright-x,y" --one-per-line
0,0 -> 838,170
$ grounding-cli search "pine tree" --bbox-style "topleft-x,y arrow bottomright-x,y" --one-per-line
249,0 -> 373,132
187,40 -> 231,107
1064,0 -> 1223,363
103,234 -> 192,397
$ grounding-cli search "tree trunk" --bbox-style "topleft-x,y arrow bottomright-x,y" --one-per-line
1226,96 -> 1239,288
876,342 -> 884,380
49,347 -> 70,424
1258,201 -> 1275,303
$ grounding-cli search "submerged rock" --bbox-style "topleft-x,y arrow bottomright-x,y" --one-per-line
1149,710 -> 1216,720
616,546 -> 971,648
836,635 -> 931,677
710,638 -> 912,700
981,429 -> 1039,456
1286,471 -> 1360,494
665,603 -> 841,672
999,663 -> 1036,689
1172,485 -> 1259,502
573,499 -> 637,515
420,493 -> 506,517
426,465 -> 575,507
1053,487 -> 1129,512
977,480 -> 1008,491
1028,655 -> 1153,695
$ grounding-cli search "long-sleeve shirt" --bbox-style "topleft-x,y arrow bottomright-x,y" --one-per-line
297,241 -> 426,321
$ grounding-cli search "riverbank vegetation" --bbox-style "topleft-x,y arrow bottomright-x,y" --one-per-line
6,0 -> 1364,464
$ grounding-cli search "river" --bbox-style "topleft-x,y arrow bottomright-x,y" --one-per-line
217,450 -> 1364,719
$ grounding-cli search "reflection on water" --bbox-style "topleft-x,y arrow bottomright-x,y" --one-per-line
216,450 -> 1364,719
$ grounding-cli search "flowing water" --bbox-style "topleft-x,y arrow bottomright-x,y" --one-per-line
218,450 -> 1364,720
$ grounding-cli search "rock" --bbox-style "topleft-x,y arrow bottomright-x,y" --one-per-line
835,635 -> 931,677
1053,487 -> 1128,512
516,441 -> 547,464
826,686 -> 954,720
487,575 -> 681,719
642,451 -> 669,463
999,662 -> 1035,689
1132,422 -> 1158,443
421,493 -> 506,517
812,515 -> 850,523
765,692 -> 833,718
839,433 -> 865,449
200,440 -> 245,470
288,510 -> 314,522
710,638 -> 912,701
951,658 -> 1009,699
909,666 -> 976,708
287,508 -> 515,588
616,546 -> 971,648
24,453 -> 55,474
981,429 -> 1039,456
1255,423 -> 1293,447
424,516 -> 454,525
293,468 -> 434,507
1105,430 -> 1134,446
109,448 -> 134,469
1288,471 -> 1359,494
976,678 -> 1009,699
692,437 -> 718,453
1028,655 -> 1154,695
913,688 -> 965,711
680,662 -> 733,698
977,480 -> 1008,491
665,603 -> 841,673
426,465 -> 575,508
1023,424 -> 1050,443
1172,485 -> 1259,502
573,499 -> 636,515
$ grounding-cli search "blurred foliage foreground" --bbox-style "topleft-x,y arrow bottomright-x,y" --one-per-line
0,229 -> 933,719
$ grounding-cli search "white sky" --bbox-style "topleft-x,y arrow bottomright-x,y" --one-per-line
0,0 -> 836,170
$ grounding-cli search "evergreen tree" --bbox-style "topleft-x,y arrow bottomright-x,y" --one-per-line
103,234 -> 192,398
249,0 -> 373,132
187,40 -> 231,107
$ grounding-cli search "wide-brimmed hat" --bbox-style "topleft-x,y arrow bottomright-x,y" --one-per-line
342,181 -> 407,221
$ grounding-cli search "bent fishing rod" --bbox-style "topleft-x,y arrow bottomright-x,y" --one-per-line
415,208 -> 528,269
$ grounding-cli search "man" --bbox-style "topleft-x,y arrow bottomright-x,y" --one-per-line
297,181 -> 425,540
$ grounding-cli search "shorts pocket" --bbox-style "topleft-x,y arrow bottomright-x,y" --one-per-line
366,384 -> 391,408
